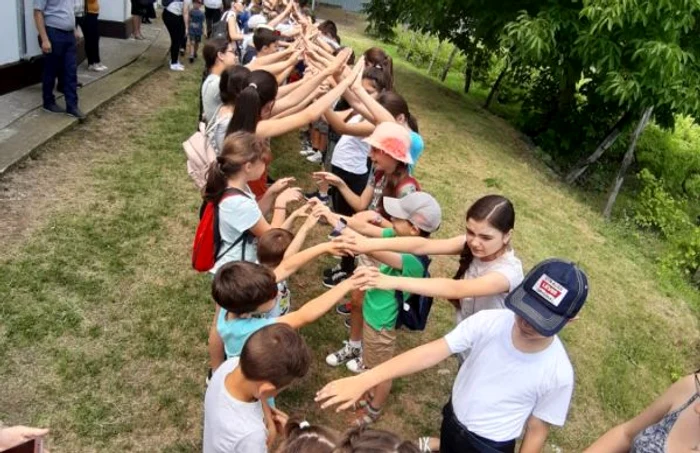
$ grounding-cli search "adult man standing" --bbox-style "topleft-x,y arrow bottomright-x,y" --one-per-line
34,0 -> 85,120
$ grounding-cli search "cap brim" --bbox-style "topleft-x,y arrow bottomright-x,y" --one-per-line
383,197 -> 409,221
505,285 -> 568,336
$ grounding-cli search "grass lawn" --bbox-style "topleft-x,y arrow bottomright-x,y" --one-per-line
1,7 -> 698,452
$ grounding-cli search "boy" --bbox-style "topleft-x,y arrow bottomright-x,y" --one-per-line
322,192 -> 443,426
208,257 -> 360,370
203,323 -> 310,453
317,259 -> 588,453
242,26 -> 281,64
188,0 -> 205,63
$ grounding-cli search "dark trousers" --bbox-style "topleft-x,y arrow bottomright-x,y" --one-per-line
330,165 -> 369,274
162,9 -> 185,64
77,13 -> 101,65
42,27 -> 78,110
204,7 -> 222,38
440,401 -> 516,453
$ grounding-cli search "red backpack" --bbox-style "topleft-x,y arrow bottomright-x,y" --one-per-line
192,188 -> 249,272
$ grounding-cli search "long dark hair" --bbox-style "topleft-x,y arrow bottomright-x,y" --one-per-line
335,427 -> 419,453
362,67 -> 389,94
227,70 -> 278,134
219,65 -> 251,105
203,38 -> 230,75
203,132 -> 270,202
318,20 -> 340,44
364,47 -> 394,91
453,195 -> 515,280
377,91 -> 418,133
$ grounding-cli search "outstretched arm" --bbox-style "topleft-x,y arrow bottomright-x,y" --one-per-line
277,276 -> 358,329
316,338 -> 452,411
337,234 -> 466,256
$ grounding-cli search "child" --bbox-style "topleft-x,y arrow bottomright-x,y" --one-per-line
208,258 -> 361,370
243,26 -> 282,65
188,0 -> 205,63
323,192 -> 443,427
274,417 -> 340,453
335,427 -> 421,453
203,323 -> 311,453
318,259 -> 588,453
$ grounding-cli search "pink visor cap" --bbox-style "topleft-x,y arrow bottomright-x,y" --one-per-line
363,122 -> 413,165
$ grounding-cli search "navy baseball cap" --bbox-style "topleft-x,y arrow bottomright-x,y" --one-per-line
505,259 -> 588,336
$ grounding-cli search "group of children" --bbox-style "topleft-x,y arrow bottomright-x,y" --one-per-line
185,2 -> 592,452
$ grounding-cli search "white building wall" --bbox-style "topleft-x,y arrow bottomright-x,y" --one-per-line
101,0 -> 130,23
1,1 -> 22,65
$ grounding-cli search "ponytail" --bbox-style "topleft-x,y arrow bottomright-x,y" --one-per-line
382,55 -> 394,91
406,112 -> 419,133
202,132 -> 270,202
226,70 -> 278,135
364,47 -> 394,91
228,86 -> 261,134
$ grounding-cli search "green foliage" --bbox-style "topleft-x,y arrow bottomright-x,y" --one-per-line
663,227 -> 700,279
363,0 -> 400,40
395,29 -> 468,75
632,169 -> 692,237
637,116 -> 700,198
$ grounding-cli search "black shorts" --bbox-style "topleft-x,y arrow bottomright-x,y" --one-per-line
131,0 -> 146,16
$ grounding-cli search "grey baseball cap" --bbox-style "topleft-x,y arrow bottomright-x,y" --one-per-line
383,192 -> 442,233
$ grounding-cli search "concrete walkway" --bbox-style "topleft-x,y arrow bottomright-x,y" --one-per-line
0,19 -> 170,175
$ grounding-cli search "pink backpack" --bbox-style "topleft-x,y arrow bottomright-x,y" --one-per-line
182,122 -> 217,190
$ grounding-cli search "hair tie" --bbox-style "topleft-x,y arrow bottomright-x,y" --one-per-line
299,421 -> 310,430
249,83 -> 258,90
375,64 -> 383,70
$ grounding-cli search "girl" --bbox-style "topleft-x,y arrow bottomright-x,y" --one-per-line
202,131 -> 301,273
201,38 -> 238,123
339,194 -> 523,327
584,368 -> 700,452
364,47 -> 393,91
313,122 -> 418,369
162,0 -> 189,70
274,417 -> 340,453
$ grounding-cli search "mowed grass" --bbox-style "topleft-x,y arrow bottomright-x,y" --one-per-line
0,8 -> 698,452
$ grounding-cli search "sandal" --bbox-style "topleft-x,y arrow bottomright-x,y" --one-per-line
352,405 -> 382,427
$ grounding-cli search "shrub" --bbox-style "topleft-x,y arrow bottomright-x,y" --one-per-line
662,228 -> 700,280
632,169 -> 692,238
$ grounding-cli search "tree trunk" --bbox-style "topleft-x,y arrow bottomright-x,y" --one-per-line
603,107 -> 654,220
440,46 -> 459,82
464,63 -> 474,93
484,64 -> 509,109
427,40 -> 443,75
565,111 -> 633,184
405,33 -> 417,61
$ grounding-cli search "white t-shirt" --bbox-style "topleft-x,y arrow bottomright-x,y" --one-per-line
201,74 -> 222,123
203,357 -> 268,453
457,249 -> 523,323
203,0 -> 222,8
330,115 -> 371,175
166,0 -> 190,16
444,310 -> 574,441
211,186 -> 260,274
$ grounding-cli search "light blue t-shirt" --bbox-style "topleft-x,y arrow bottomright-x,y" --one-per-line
34,0 -> 76,31
267,280 -> 291,319
210,185 -> 260,275
217,308 -> 275,358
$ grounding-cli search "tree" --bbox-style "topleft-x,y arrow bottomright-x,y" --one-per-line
427,40 -> 443,75
440,46 -> 459,81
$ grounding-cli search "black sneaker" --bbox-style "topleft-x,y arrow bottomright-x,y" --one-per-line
324,264 -> 342,278
323,270 -> 348,288
336,301 -> 352,315
43,103 -> 65,114
343,317 -> 351,329
66,108 -> 85,121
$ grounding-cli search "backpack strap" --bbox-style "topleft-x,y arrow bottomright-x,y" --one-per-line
214,187 -> 252,261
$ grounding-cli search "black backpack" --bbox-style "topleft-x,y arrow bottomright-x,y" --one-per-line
395,255 -> 433,331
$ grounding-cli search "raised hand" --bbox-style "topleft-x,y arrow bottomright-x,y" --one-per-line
315,375 -> 372,412
268,176 -> 296,195
312,171 -> 345,188
276,187 -> 304,206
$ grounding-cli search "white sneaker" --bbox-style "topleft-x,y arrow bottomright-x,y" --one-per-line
299,147 -> 315,156
96,63 -> 108,71
346,357 -> 367,374
325,341 -> 362,367
306,150 -> 323,163
88,64 -> 106,72
170,63 -> 185,71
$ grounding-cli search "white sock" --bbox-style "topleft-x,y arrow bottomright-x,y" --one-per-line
319,189 -> 328,197
349,339 -> 361,349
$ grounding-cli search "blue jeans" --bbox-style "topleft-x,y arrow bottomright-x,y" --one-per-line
42,27 -> 78,110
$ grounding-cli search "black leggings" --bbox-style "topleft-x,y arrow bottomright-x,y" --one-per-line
330,165 -> 369,274
162,9 -> 185,64
204,7 -> 222,38
440,401 -> 515,453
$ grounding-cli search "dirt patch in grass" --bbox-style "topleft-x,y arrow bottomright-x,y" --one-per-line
0,71 -> 175,260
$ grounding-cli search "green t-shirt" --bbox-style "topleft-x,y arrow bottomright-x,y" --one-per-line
363,229 -> 426,331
